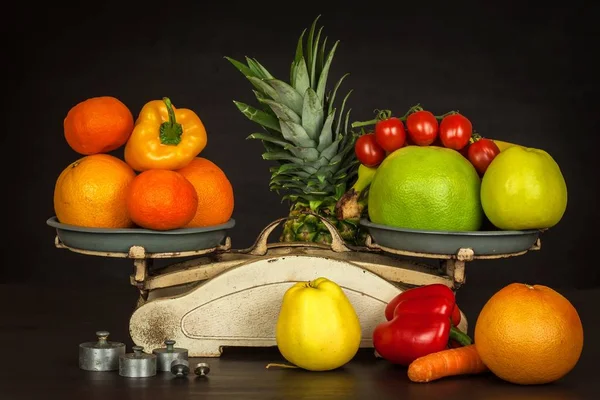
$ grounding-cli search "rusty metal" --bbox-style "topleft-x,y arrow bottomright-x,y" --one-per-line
153,340 -> 188,372
78,330 -> 125,371
119,346 -> 157,378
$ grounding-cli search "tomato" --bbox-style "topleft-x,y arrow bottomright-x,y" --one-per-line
467,138 -> 501,176
375,117 -> 406,152
440,114 -> 473,150
406,111 -> 439,146
355,133 -> 386,167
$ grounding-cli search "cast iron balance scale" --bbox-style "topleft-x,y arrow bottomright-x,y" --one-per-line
47,212 -> 542,357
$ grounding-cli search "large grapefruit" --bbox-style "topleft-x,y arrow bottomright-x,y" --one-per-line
368,146 -> 483,231
474,283 -> 583,385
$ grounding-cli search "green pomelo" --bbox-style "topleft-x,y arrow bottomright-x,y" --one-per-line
480,146 -> 567,230
368,146 -> 484,231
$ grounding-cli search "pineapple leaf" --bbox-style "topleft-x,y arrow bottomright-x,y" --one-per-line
310,26 -> 323,87
245,57 -> 268,79
250,58 -> 274,79
285,145 -> 320,162
330,135 -> 355,164
335,183 -> 346,199
266,79 -> 304,115
317,37 -> 328,80
320,137 -> 341,161
327,73 -> 350,116
294,29 -> 307,64
294,58 -> 311,97
280,120 -> 316,148
290,61 -> 297,89
333,159 -> 359,178
302,164 -> 320,174
259,98 -> 301,124
306,15 -> 321,86
309,200 -> 324,211
316,40 -> 340,105
335,89 -> 353,134
317,110 -> 335,151
262,151 -> 304,164
312,157 -> 331,170
224,56 -> 257,79
234,101 -> 281,132
315,163 -> 338,178
271,163 -> 304,176
270,175 -> 300,184
301,88 -> 324,140
344,108 -> 352,135
252,90 -> 277,117
247,76 -> 279,100
247,132 -> 289,147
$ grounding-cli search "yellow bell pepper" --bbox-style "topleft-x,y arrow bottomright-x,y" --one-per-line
124,97 -> 207,171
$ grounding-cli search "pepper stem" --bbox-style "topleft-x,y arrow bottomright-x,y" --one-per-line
449,326 -> 472,346
159,97 -> 183,146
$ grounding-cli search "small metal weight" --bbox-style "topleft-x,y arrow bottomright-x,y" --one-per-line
194,362 -> 210,376
119,346 -> 157,378
170,359 -> 190,377
152,339 -> 189,372
79,330 -> 125,371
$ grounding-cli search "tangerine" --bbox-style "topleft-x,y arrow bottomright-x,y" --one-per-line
53,154 -> 136,228
474,283 -> 584,385
126,169 -> 198,230
64,96 -> 134,155
176,157 -> 234,227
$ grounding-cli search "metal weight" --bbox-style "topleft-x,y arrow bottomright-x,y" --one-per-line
194,362 -> 210,376
170,359 -> 190,377
152,339 -> 188,372
119,346 -> 157,378
79,330 -> 125,371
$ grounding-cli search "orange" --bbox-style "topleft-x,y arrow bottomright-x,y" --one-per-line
126,169 -> 198,230
176,157 -> 234,227
64,96 -> 134,155
474,283 -> 584,385
53,154 -> 136,228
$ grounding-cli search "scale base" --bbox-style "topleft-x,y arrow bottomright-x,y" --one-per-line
129,254 -> 468,357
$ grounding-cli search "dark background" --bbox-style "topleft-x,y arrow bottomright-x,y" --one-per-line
3,0 -> 598,291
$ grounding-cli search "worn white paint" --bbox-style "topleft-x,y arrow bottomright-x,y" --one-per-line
130,254 -> 468,357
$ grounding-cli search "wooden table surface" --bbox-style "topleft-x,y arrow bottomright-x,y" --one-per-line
1,282 -> 596,399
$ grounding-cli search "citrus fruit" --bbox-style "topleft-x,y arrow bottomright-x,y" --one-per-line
474,283 -> 584,385
53,154 -> 136,228
368,145 -> 483,231
126,169 -> 198,230
176,157 -> 234,227
64,96 -> 134,155
480,146 -> 567,230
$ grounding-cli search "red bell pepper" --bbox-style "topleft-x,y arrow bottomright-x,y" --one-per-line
384,283 -> 462,326
373,284 -> 472,366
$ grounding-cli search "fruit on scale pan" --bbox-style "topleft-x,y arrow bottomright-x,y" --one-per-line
55,94 -> 234,231
368,145 -> 484,232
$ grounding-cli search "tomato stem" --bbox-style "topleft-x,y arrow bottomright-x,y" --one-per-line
435,110 -> 459,120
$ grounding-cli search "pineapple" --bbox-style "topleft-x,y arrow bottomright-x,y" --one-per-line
226,16 -> 367,246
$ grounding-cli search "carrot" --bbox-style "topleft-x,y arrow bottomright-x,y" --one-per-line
407,344 -> 488,383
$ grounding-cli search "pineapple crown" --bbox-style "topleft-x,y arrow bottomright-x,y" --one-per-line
226,15 -> 359,211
